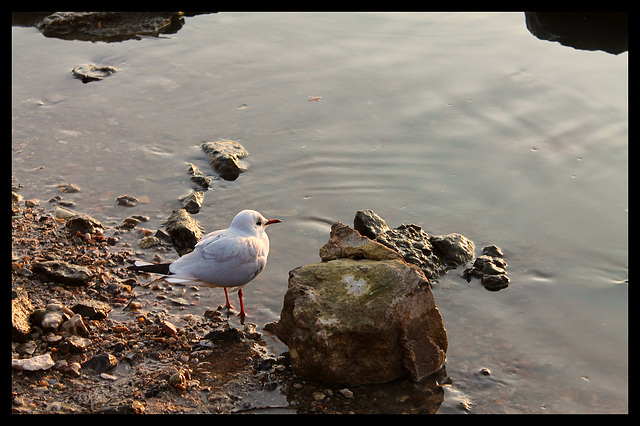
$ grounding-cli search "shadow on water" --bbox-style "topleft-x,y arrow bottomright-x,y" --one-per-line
14,12 -> 628,54
525,12 -> 628,55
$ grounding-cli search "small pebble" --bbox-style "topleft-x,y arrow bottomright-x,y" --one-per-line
312,391 -> 326,401
478,367 -> 492,376
100,373 -> 117,381
339,388 -> 354,398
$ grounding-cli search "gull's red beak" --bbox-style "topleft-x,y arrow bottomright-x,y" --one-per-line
265,219 -> 281,226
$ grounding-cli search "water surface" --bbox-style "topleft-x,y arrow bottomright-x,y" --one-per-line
12,12 -> 627,413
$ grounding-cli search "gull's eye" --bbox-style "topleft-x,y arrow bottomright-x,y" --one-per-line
256,219 -> 262,226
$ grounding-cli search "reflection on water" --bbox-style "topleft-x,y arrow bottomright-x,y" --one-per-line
12,12 -> 627,413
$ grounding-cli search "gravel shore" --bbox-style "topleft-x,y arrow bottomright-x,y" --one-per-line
11,193 -> 295,414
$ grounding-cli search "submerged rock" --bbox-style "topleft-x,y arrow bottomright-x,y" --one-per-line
179,190 -> 204,214
277,222 -> 447,386
71,64 -> 117,83
116,194 -> 138,207
138,235 -> 161,249
201,141 -> 248,181
57,183 -> 80,193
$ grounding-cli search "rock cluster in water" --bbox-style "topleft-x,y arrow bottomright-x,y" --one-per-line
147,140 -> 251,255
165,141 -> 249,219
463,245 -> 510,291
276,221 -> 448,386
354,209 -> 475,279
277,209 -> 510,386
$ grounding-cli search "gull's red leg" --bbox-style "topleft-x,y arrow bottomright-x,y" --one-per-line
224,288 -> 233,310
238,288 -> 246,324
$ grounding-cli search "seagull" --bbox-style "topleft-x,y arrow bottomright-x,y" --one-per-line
129,209 -> 281,323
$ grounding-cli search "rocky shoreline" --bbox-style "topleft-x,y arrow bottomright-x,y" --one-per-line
11,190 -> 464,414
11,194 -> 288,414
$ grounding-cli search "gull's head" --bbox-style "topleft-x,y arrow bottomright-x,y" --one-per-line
231,209 -> 281,234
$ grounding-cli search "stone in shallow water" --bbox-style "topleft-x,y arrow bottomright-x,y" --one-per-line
430,233 -> 475,266
201,141 -> 248,181
463,245 -> 510,292
163,209 -> 202,256
71,64 -> 117,83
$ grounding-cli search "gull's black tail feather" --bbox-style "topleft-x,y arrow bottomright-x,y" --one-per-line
128,261 -> 171,275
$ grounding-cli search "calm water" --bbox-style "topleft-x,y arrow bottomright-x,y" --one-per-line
12,12 -> 627,413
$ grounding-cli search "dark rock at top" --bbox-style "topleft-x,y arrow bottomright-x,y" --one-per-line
354,209 -> 390,240
36,12 -> 185,42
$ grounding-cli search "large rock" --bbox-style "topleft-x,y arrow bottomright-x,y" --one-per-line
276,222 -> 447,386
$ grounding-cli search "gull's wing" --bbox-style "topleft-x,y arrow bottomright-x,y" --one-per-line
168,229 -> 267,287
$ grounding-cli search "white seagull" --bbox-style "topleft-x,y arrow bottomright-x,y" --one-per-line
129,209 -> 281,323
